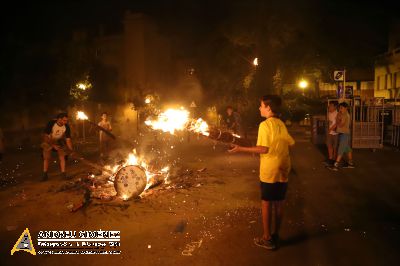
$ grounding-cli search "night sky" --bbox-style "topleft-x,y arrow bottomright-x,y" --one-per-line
1,0 -> 399,107
3,0 -> 398,55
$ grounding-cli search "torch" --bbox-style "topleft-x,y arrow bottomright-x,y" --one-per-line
76,111 -> 116,140
206,128 -> 251,147
145,111 -> 252,147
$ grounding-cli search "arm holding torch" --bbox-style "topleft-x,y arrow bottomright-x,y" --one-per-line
229,145 -> 268,154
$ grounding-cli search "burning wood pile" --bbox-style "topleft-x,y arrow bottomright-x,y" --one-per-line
66,106 -> 248,211
73,111 -> 170,203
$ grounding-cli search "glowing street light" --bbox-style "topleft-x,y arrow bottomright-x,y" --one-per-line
298,79 -> 308,89
145,97 -> 151,104
77,83 -> 86,90
253,57 -> 258,66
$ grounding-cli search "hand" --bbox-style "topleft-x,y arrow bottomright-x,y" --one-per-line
52,145 -> 61,151
228,144 -> 240,153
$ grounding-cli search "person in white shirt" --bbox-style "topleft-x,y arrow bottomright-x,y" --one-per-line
42,113 -> 73,181
325,102 -> 338,165
98,112 -> 112,158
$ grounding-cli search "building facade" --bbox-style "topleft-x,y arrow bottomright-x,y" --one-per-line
374,23 -> 400,99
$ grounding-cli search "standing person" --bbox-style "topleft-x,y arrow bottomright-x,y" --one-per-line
325,101 -> 339,166
98,112 -> 112,158
327,102 -> 355,171
41,113 -> 73,181
229,95 -> 295,250
225,106 -> 242,135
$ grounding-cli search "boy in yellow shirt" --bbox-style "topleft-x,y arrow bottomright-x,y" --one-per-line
229,95 -> 295,250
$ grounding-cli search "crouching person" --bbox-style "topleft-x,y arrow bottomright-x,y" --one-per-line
41,113 -> 74,181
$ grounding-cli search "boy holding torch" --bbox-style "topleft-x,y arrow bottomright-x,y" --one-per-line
229,95 -> 295,250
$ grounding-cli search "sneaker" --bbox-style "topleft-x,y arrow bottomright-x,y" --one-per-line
271,233 -> 280,247
254,237 -> 276,250
343,162 -> 355,169
41,172 -> 48,182
327,162 -> 339,171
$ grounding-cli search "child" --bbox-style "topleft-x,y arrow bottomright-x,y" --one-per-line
327,102 -> 355,170
98,112 -> 112,158
229,95 -> 295,250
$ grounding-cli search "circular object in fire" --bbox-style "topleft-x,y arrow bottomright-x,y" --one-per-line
114,165 -> 147,200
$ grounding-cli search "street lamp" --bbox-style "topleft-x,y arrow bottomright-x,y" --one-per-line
298,79 -> 308,89
253,57 -> 258,66
298,79 -> 308,96
77,83 -> 86,90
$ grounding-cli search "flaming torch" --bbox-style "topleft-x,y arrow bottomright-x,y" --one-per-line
75,111 -> 116,140
145,108 -> 251,146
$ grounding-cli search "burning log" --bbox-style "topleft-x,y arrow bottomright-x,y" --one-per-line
145,109 -> 251,147
206,128 -> 251,147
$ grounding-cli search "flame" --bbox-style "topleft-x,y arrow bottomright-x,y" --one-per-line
145,107 -> 211,137
105,149 -> 169,198
76,111 -> 88,120
253,57 -> 258,66
145,108 -> 190,134
189,118 -> 210,136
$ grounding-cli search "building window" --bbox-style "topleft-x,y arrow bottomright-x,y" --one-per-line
394,72 -> 398,89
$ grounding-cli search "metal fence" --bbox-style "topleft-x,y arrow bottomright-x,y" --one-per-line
351,97 -> 385,149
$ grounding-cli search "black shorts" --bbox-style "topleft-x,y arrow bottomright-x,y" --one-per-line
260,182 -> 288,201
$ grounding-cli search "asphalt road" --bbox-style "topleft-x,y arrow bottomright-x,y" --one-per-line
0,125 -> 399,266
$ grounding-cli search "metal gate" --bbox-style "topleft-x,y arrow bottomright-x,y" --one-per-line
352,97 -> 384,149
390,102 -> 400,148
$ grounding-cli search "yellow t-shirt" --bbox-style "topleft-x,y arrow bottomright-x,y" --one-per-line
256,117 -> 295,183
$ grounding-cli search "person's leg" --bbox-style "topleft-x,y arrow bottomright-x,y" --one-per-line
348,151 -> 353,161
333,135 -> 338,160
334,134 -> 345,165
104,140 -> 110,157
57,149 -> 66,173
327,143 -> 333,160
274,200 -> 284,235
99,139 -> 104,156
261,200 -> 272,240
42,149 -> 51,181
43,148 -> 51,171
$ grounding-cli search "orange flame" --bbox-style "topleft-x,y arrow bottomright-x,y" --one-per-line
76,111 -> 88,120
145,108 -> 190,134
145,108 -> 210,136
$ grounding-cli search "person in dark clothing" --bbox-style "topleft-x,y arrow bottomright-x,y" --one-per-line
225,106 -> 242,135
